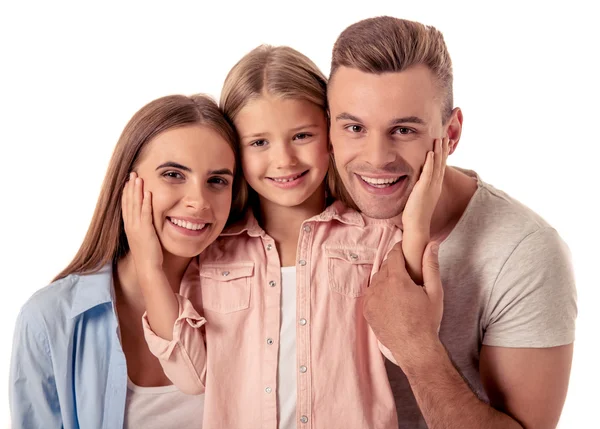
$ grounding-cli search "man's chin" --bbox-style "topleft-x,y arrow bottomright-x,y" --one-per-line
354,200 -> 404,220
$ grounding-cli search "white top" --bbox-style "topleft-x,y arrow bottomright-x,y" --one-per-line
124,378 -> 204,429
278,266 -> 297,429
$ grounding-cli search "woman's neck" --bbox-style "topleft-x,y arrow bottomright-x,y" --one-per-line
257,187 -> 326,266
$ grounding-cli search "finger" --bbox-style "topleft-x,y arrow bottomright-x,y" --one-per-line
122,172 -> 135,225
441,137 -> 449,171
422,242 -> 444,307
445,136 -> 452,159
142,190 -> 153,226
420,150 -> 434,187
432,137 -> 444,183
133,177 -> 143,225
444,137 -> 450,161
385,241 -> 413,280
378,241 -> 402,275
435,137 -> 449,185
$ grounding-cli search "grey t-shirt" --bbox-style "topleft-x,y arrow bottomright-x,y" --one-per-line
387,170 -> 577,428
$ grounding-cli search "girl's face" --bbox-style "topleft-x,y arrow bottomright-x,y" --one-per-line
133,125 -> 235,259
235,96 -> 330,211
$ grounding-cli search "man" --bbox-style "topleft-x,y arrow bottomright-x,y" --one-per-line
327,16 -> 576,428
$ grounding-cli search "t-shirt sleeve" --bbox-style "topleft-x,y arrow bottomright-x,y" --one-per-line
482,227 -> 577,347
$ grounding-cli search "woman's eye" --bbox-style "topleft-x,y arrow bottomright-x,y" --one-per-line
208,177 -> 229,186
163,171 -> 184,179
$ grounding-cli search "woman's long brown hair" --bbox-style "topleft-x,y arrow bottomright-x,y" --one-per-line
53,94 -> 245,282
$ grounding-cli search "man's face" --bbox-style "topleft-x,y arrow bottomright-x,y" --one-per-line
328,65 -> 459,219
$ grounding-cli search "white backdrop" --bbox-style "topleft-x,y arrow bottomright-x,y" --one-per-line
1,1 -> 598,427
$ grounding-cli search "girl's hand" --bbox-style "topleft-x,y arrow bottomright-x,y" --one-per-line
402,137 -> 450,234
122,172 -> 163,270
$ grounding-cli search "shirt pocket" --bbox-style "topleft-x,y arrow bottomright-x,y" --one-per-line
326,247 -> 377,298
199,263 -> 254,314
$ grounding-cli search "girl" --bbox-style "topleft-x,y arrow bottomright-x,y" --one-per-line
9,94 -> 243,429
134,46 -> 448,428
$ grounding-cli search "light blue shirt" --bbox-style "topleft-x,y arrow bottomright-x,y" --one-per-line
9,265 -> 128,429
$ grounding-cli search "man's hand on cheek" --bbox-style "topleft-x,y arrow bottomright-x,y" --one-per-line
363,241 -> 444,367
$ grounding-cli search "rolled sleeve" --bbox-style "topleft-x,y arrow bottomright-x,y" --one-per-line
142,294 -> 208,394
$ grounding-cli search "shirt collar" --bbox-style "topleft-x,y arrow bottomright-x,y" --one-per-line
69,264 -> 115,318
220,200 -> 364,238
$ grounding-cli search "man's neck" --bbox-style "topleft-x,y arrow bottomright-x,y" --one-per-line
430,167 -> 478,243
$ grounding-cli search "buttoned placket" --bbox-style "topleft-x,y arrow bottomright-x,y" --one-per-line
262,234 -> 281,428
296,221 -> 313,426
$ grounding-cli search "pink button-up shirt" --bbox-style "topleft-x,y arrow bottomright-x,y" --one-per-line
143,202 -> 403,429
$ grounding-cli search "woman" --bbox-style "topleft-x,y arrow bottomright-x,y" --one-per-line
9,94 -> 244,429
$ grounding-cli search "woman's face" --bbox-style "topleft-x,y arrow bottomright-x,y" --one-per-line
133,125 -> 235,259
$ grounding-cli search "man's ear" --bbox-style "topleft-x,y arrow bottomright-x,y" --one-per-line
445,107 -> 463,155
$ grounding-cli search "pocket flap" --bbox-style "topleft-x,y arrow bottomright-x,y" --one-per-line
200,263 -> 254,281
324,247 -> 376,264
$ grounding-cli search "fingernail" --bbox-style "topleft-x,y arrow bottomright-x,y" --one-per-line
431,243 -> 439,255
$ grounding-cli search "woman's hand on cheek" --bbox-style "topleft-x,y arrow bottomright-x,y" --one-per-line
122,172 -> 164,271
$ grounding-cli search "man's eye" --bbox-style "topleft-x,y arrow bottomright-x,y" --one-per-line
394,127 -> 413,135
346,125 -> 363,133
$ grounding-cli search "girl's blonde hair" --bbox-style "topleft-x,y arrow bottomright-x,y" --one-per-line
220,45 -> 355,211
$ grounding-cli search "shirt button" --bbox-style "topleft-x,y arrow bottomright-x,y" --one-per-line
298,259 -> 306,266
300,416 -> 308,424
299,365 -> 307,373
299,318 -> 307,326
267,338 -> 274,345
350,253 -> 358,260
265,386 -> 272,393
266,243 -> 272,251
303,225 -> 311,232
269,280 -> 276,287
222,271 -> 230,276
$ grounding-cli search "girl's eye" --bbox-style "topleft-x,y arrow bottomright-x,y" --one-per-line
163,171 -> 184,179
250,139 -> 268,147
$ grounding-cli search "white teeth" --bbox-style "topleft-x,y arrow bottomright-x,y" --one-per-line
359,175 -> 402,186
272,173 -> 303,183
169,218 -> 206,231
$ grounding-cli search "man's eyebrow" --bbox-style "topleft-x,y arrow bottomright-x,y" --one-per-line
335,113 -> 426,126
389,116 -> 426,126
335,112 -> 362,122
209,168 -> 234,176
156,162 -> 191,172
